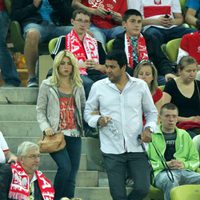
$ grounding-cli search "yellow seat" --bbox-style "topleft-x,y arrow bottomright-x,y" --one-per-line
165,38 -> 181,63
106,39 -> 115,53
148,185 -> 164,200
170,185 -> 200,200
48,37 -> 58,54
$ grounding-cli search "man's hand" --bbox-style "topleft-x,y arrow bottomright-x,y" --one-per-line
167,159 -> 184,169
110,11 -> 122,23
97,116 -> 112,127
85,59 -> 98,69
33,0 -> 42,8
141,128 -> 152,143
92,7 -> 109,18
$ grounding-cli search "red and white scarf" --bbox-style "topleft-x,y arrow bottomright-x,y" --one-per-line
124,33 -> 148,69
65,29 -> 99,75
9,163 -> 55,200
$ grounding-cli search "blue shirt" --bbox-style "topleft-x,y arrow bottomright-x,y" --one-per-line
186,0 -> 200,12
38,0 -> 53,22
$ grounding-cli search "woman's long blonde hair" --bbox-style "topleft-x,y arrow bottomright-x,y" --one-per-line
50,50 -> 82,87
134,60 -> 158,94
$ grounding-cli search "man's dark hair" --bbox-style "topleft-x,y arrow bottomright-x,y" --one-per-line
160,103 -> 179,115
123,9 -> 142,22
106,50 -> 128,68
72,9 -> 91,19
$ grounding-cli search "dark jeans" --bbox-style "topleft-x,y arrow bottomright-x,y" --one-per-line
0,11 -> 21,86
143,26 -> 195,76
103,152 -> 151,200
50,136 -> 81,200
81,72 -> 106,99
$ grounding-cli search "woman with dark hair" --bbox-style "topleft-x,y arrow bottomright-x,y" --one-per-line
163,56 -> 200,137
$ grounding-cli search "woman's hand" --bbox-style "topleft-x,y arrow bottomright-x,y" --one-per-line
44,127 -> 54,136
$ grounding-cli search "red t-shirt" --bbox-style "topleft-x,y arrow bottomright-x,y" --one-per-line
153,88 -> 163,104
0,0 -> 5,11
180,31 -> 200,65
82,0 -> 127,28
59,96 -> 77,130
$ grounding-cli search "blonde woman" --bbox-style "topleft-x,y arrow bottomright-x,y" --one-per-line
134,60 -> 163,115
36,50 -> 85,200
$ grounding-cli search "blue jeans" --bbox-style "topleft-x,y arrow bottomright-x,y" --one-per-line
90,24 -> 124,45
154,169 -> 200,200
103,152 -> 151,200
50,136 -> 82,200
0,11 -> 21,86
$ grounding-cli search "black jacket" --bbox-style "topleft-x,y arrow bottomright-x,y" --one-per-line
11,0 -> 73,27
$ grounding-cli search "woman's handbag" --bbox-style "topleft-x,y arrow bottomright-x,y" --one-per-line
38,131 -> 66,153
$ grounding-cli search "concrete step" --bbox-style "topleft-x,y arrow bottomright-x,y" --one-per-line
75,187 -> 150,200
5,137 -> 104,171
39,154 -> 87,171
0,105 -> 36,121
0,87 -> 38,104
0,121 -> 40,137
44,170 -> 99,187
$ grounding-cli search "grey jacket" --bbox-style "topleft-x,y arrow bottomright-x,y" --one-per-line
36,78 -> 85,136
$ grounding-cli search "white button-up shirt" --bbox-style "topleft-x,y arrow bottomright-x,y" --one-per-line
84,75 -> 158,154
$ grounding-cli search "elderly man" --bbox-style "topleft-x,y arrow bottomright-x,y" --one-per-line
0,141 -> 55,200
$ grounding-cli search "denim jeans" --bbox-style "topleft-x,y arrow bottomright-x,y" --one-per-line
154,169 -> 200,200
103,152 -> 151,200
50,136 -> 81,200
90,24 -> 124,45
143,26 -> 195,76
0,11 -> 21,86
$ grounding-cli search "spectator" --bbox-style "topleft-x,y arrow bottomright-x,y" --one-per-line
148,103 -> 200,200
134,60 -> 163,115
84,50 -> 158,200
0,141 -> 55,200
0,0 -> 21,87
185,0 -> 200,28
36,50 -> 85,200
113,9 -> 148,76
72,0 -> 126,45
129,0 -> 195,84
52,9 -> 107,98
0,131 -> 17,164
162,56 -> 200,137
11,0 -> 73,87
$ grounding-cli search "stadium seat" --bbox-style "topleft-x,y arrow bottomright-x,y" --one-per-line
170,185 -> 200,200
106,39 -> 114,53
48,37 -> 58,54
165,38 -> 181,63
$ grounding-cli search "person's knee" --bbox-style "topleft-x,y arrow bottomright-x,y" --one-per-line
25,30 -> 40,45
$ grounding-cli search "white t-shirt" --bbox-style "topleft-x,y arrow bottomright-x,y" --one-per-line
0,131 -> 9,163
128,0 -> 181,30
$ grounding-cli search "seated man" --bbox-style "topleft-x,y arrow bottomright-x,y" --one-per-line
113,9 -> 148,76
185,0 -> 200,28
148,103 -> 200,200
11,0 -> 73,87
0,141 -> 55,200
52,9 -> 107,98
71,0 -> 126,45
129,0 -> 195,84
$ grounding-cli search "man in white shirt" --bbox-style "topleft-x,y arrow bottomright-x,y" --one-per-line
84,50 -> 158,200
